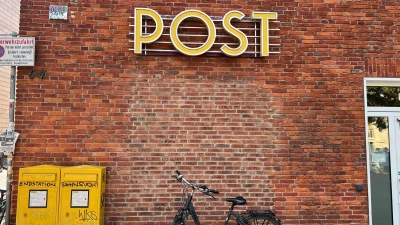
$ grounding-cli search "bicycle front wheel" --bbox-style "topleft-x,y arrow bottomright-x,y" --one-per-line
171,209 -> 187,225
171,218 -> 185,225
0,204 -> 6,225
242,214 -> 281,225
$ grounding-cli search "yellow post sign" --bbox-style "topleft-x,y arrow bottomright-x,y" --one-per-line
16,165 -> 63,225
133,8 -> 278,57
59,165 -> 106,225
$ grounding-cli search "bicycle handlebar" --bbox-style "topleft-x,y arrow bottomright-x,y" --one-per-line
172,170 -> 220,198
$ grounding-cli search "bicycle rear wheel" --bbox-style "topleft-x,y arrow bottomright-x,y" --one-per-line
242,214 -> 281,225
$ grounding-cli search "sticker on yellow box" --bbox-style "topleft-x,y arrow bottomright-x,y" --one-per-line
29,190 -> 47,208
71,190 -> 89,207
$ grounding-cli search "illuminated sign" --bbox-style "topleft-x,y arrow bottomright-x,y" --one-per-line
130,8 -> 280,57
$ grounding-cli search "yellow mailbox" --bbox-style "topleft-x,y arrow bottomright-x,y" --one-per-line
16,165 -> 63,225
59,165 -> 106,225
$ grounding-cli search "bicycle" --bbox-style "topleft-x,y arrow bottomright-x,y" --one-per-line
0,188 -> 6,225
170,170 -> 282,225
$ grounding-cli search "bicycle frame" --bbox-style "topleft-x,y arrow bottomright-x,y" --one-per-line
178,187 -> 247,225
179,187 -> 201,225
223,204 -> 248,225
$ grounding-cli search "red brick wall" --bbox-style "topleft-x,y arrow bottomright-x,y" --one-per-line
14,0 -> 400,224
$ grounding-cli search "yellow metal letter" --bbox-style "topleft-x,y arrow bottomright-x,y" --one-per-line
170,10 -> 216,56
252,12 -> 277,57
221,11 -> 248,56
134,8 -> 163,54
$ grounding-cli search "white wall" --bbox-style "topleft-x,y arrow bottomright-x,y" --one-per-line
0,0 -> 21,131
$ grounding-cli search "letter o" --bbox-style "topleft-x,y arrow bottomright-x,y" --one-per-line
170,10 -> 216,56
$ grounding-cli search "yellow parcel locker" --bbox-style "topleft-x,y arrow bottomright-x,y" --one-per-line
59,165 -> 106,225
16,165 -> 63,225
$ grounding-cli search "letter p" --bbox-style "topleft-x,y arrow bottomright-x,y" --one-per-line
134,8 -> 163,54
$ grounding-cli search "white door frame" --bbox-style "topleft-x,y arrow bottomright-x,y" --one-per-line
364,78 -> 400,225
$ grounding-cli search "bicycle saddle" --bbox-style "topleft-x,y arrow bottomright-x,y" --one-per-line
226,196 -> 247,205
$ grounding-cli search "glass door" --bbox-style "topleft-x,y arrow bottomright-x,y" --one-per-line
367,115 -> 392,225
366,80 -> 400,225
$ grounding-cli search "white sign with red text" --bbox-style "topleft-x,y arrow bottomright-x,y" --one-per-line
0,37 -> 35,66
